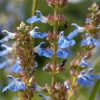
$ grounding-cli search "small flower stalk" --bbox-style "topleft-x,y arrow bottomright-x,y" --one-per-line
0,1 -> 100,100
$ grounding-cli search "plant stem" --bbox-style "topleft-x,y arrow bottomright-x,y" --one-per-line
89,80 -> 100,100
68,77 -> 77,100
51,6 -> 59,87
31,0 -> 38,30
51,7 -> 59,99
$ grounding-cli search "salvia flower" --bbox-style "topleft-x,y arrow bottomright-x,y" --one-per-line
34,42 -> 54,58
33,83 -> 43,92
26,16 -> 41,24
57,49 -> 72,59
80,56 -> 93,68
71,23 -> 85,32
77,68 -> 100,86
26,10 -> 48,24
29,26 -> 48,39
67,23 -> 84,39
3,75 -> 26,92
0,44 -> 12,56
58,31 -> 75,49
81,33 -> 96,47
10,58 -> 22,73
0,62 -> 9,69
0,30 -> 16,43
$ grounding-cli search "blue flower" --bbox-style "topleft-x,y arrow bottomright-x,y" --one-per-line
26,10 -> 48,24
80,56 -> 93,68
26,16 -> 41,24
67,23 -> 85,39
32,83 -> 42,92
0,30 -> 16,43
86,18 -> 91,24
29,26 -> 48,39
38,94 -> 51,100
11,58 -> 22,73
3,75 -> 26,92
38,48 -> 54,58
67,29 -> 78,39
57,49 -> 72,59
78,68 -> 100,87
35,10 -> 48,23
81,34 -> 96,47
58,31 -> 75,49
0,44 -> 12,56
34,42 -> 54,58
0,62 -> 9,69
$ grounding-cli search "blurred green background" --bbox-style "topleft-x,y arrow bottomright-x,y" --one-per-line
0,0 -> 100,100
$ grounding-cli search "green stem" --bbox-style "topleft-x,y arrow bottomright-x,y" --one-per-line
51,7 -> 59,99
31,0 -> 38,30
89,80 -> 100,100
51,7 -> 59,87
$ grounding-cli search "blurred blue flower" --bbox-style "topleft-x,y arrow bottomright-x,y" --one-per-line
38,48 -> 54,58
0,44 -> 12,56
26,10 -> 48,24
57,49 -> 72,59
86,18 -> 91,24
58,31 -> 75,49
80,56 -> 93,68
35,10 -> 48,23
38,94 -> 51,100
0,30 -> 16,43
67,23 -> 84,39
34,42 -> 54,58
26,16 -> 41,24
11,58 -> 22,73
3,75 -> 26,92
78,68 -> 100,86
81,34 -> 96,47
33,83 -> 42,92
0,62 -> 9,69
29,26 -> 48,39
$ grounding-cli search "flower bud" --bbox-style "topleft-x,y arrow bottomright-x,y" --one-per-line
46,0 -> 68,8
47,14 -> 67,26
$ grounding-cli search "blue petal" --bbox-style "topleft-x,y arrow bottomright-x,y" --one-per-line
58,39 -> 75,49
26,16 -> 41,24
11,63 -> 22,73
78,77 -> 94,86
0,62 -> 8,69
67,29 -> 78,39
57,49 -> 72,59
38,48 -> 54,58
7,75 -> 14,80
31,32 -> 48,39
89,75 -> 100,79
80,62 -> 92,68
2,76 -> 26,92
81,37 -> 96,47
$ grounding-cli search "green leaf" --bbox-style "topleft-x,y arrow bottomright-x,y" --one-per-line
89,80 -> 100,100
